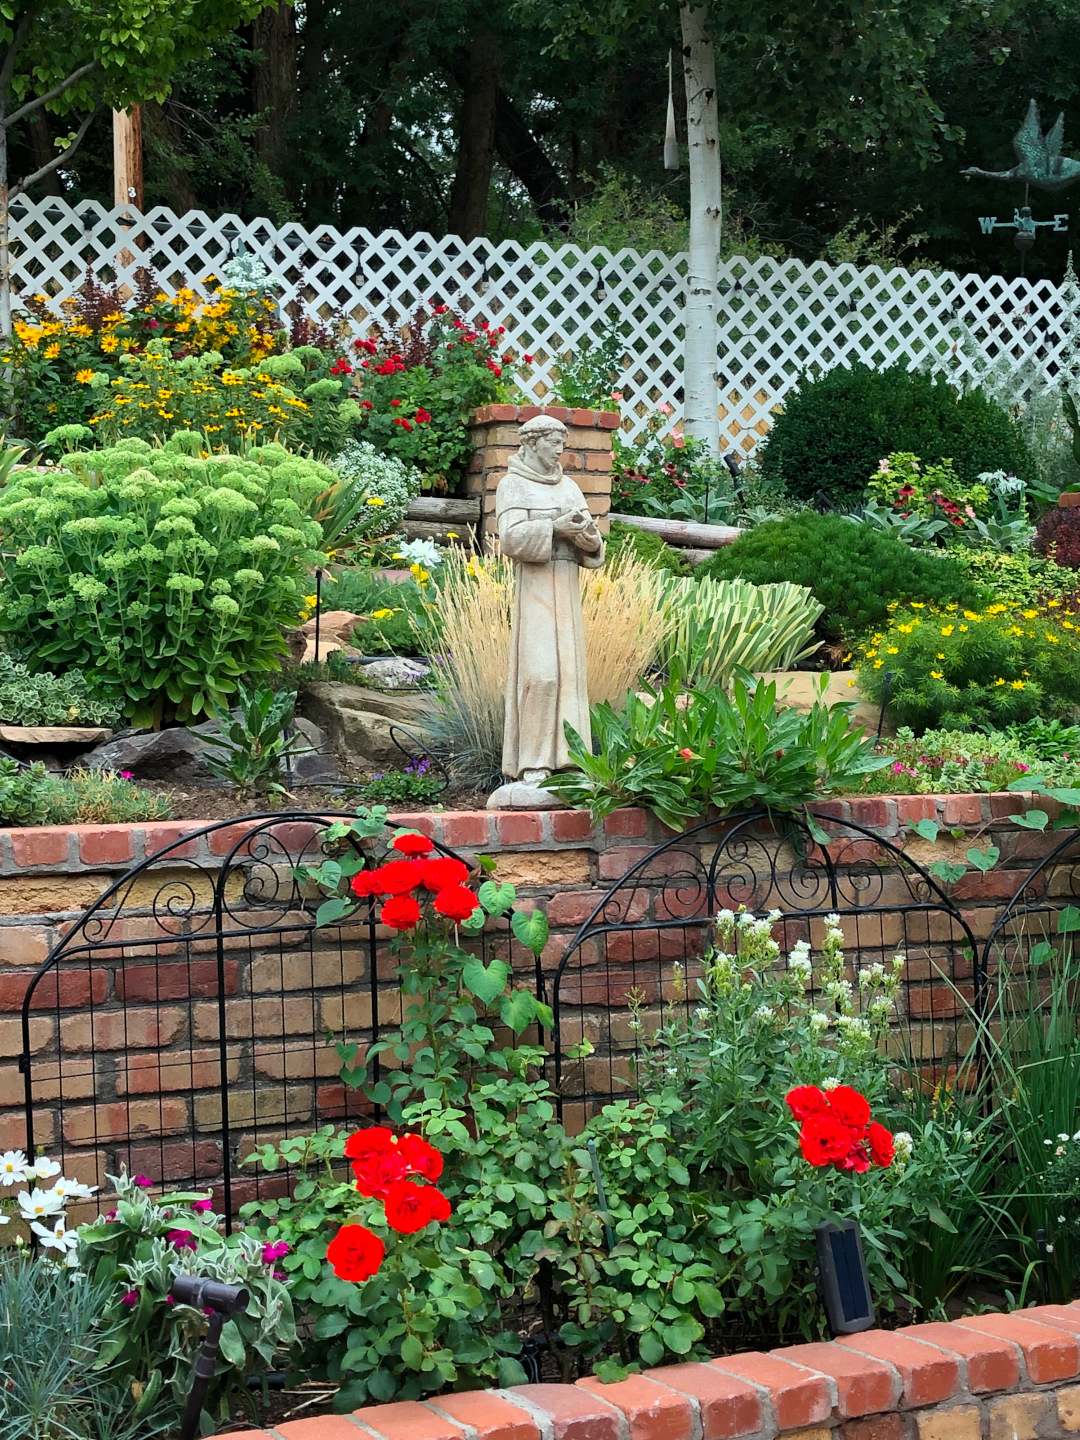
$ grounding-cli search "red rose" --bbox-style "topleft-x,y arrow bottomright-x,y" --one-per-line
344,1126 -> 394,1160
786,1085 -> 829,1122
428,1188 -> 451,1221
352,1147 -> 408,1197
350,870 -> 382,898
371,860 -> 424,895
523,353 -> 533,363
392,832 -> 434,857
397,1133 -> 444,1181
414,408 -> 431,424
389,397 -> 401,406
840,1141 -> 871,1174
826,1086 -> 871,1133
867,1121 -> 895,1168
433,884 -> 480,923
359,399 -> 373,409
380,895 -> 422,931
799,1115 -> 852,1167
327,1223 -> 384,1282
421,856 -> 470,891
383,1179 -> 450,1233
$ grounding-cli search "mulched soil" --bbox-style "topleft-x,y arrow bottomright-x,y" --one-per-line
137,779 -> 489,821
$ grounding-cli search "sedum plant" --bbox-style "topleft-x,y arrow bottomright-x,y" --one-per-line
657,575 -> 822,686
0,436 -> 327,727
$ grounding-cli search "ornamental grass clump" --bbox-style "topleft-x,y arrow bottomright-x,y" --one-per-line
857,598 -> 1080,732
0,436 -> 327,727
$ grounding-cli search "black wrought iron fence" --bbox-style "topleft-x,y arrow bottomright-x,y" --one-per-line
17,813 -> 515,1225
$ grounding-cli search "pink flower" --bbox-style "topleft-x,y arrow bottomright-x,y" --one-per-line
262,1240 -> 291,1263
132,1175 -> 153,1188
121,1290 -> 139,1308
965,505 -> 976,518
119,770 -> 133,779
671,434 -> 685,448
893,762 -> 905,773
657,402 -> 674,415
167,1228 -> 197,1251
878,459 -> 889,472
192,1198 -> 213,1213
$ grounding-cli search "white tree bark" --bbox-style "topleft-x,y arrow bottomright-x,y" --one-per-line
679,4 -> 721,456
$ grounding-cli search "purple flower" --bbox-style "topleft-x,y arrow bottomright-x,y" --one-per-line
132,1175 -> 154,1189
165,1294 -> 175,1306
262,1240 -> 290,1263
119,770 -> 134,780
191,1198 -> 213,1213
104,1208 -> 118,1221
166,1228 -> 197,1251
121,1290 -> 139,1308
1015,762 -> 1030,772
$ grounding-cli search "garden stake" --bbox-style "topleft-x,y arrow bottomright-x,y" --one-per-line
313,567 -> 323,664
875,672 -> 894,743
586,1138 -> 615,1252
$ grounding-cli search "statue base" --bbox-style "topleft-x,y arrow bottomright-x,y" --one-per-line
486,781 -> 566,811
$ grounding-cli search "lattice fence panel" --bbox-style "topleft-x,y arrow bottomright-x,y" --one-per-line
11,195 -> 1073,450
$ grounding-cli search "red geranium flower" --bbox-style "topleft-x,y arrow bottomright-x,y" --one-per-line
371,860 -> 424,895
389,396 -> 401,405
383,1179 -> 451,1233
786,1085 -> 829,1122
344,1126 -> 395,1160
866,1121 -> 895,1168
433,884 -> 480,923
398,1133 -> 444,1181
380,895 -> 422,931
359,399 -> 373,409
350,870 -> 383,898
799,1114 -> 853,1167
330,359 -> 352,375
414,408 -> 431,424
392,832 -> 434,857
421,856 -> 470,891
826,1085 -> 871,1133
327,1223 -> 385,1282
352,1146 -> 408,1197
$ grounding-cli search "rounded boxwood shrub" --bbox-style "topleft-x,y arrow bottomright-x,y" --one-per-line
697,512 -> 983,643
606,519 -> 691,574
757,364 -> 1034,506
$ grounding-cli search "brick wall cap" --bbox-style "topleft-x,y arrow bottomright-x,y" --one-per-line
771,1342 -> 898,1417
346,1401 -> 466,1440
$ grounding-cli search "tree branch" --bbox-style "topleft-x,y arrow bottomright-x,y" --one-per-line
10,106 -> 96,197
0,7 -> 37,119
4,61 -> 98,130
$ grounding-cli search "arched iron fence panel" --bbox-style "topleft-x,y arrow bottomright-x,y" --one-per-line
980,827 -> 1080,1014
18,812 -> 515,1224
551,811 -> 981,1125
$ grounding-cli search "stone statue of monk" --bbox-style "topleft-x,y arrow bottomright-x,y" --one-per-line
487,414 -> 605,810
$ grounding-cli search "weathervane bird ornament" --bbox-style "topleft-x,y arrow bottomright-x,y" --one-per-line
963,99 -> 1080,193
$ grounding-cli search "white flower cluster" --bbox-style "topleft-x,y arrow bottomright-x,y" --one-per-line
0,1149 -> 97,1264
394,537 -> 444,570
329,439 -> 423,540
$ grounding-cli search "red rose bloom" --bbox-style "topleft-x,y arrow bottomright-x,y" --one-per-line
392,832 -> 434,857
327,1223 -> 385,1282
421,856 -> 470,891
785,1086 -> 829,1122
398,1133 -> 444,1181
414,408 -> 432,424
344,1125 -> 394,1160
434,884 -> 480,923
352,1147 -> 408,1197
371,860 -> 424,895
427,1188 -> 451,1222
350,870 -> 383,898
826,1085 -> 871,1133
799,1115 -> 853,1167
383,1179 -> 450,1233
866,1121 -> 895,1168
380,895 -> 422,931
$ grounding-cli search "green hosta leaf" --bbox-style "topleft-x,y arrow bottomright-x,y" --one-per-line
511,908 -> 549,959
1011,810 -> 1049,831
462,956 -> 510,1005
478,879 -> 516,917
966,845 -> 999,873
911,818 -> 939,842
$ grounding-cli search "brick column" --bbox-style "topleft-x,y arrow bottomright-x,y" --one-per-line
465,404 -> 620,540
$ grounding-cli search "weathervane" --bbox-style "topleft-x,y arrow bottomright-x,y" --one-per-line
963,100 -> 1079,274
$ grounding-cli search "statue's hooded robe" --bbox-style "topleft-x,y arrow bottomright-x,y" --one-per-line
495,450 -> 606,777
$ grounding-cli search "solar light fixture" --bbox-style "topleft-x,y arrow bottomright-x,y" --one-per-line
174,1276 -> 249,1440
815,1218 -> 875,1335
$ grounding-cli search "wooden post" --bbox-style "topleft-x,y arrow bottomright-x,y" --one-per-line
112,106 -> 143,210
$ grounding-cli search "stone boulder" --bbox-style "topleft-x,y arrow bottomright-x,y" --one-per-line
298,682 -> 434,768
83,716 -> 340,786
287,610 -> 367,665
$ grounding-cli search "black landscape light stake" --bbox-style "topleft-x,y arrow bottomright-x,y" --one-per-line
173,1276 -> 250,1440
313,566 -> 324,665
815,1219 -> 875,1335
875,672 -> 894,745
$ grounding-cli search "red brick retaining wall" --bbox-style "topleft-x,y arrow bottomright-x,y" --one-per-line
223,1305 -> 1080,1440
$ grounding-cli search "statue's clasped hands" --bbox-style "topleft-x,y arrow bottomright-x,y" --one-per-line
553,508 -> 601,550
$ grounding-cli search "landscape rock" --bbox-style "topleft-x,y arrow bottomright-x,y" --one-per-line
298,681 -> 434,767
286,610 -> 366,665
355,657 -> 430,689
284,717 -> 341,785
82,716 -> 340,787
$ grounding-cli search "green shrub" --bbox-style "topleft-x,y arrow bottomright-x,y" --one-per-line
758,364 -> 1034,506
0,760 -> 172,826
356,757 -> 443,805
856,599 -> 1080,732
697,512 -> 981,643
0,654 -> 120,727
325,566 -> 436,655
946,548 -> 1080,607
0,438 -> 327,727
605,519 -> 690,574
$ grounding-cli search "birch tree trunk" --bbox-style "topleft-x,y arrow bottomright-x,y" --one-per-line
679,3 -> 721,456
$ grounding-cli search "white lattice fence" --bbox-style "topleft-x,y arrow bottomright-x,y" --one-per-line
10,195 -> 1073,451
